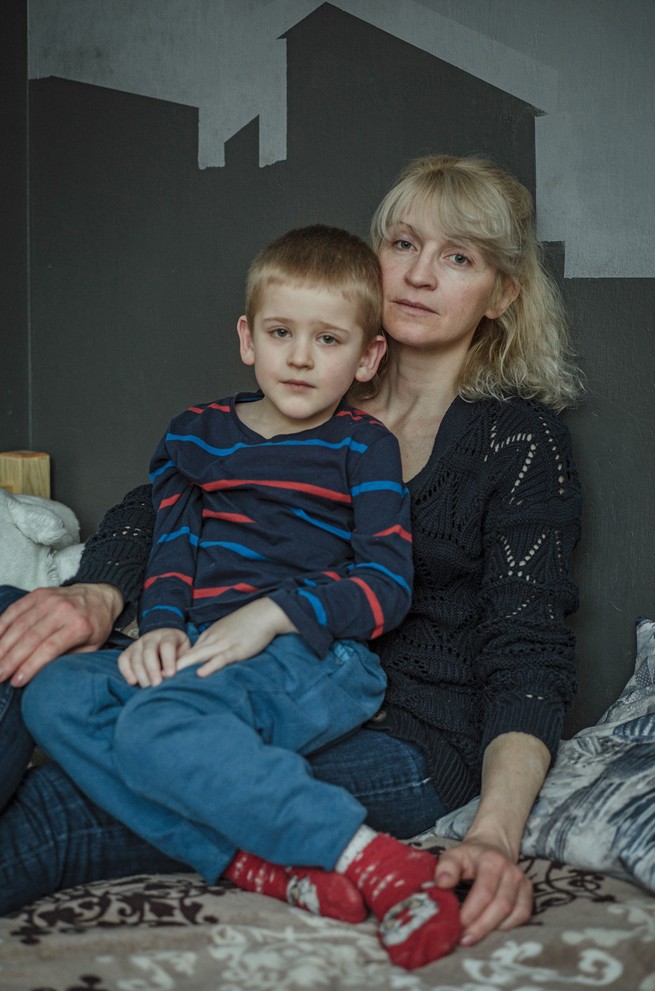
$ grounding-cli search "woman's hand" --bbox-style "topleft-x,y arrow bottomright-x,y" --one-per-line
119,628 -> 190,687
0,583 -> 124,687
434,835 -> 533,945
177,598 -> 296,677
433,730 -> 550,944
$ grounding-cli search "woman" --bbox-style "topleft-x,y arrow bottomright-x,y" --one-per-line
0,154 -> 582,946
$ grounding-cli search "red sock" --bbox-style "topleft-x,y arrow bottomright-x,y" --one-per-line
224,851 -> 367,923
340,833 -> 461,970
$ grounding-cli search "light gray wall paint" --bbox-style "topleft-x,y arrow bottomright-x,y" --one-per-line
28,0 -> 655,278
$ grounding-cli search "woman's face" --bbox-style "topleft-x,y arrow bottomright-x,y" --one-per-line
377,218 -> 507,353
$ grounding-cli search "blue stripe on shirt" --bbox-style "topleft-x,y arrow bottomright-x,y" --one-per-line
200,540 -> 268,560
157,526 -> 199,546
297,589 -> 328,627
166,433 -> 368,458
291,507 -> 351,540
352,561 -> 412,595
351,480 -> 407,497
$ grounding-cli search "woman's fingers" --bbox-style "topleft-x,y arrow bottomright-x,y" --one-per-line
435,841 -> 533,945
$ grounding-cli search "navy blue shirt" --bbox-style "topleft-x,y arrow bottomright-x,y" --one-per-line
139,393 -> 413,656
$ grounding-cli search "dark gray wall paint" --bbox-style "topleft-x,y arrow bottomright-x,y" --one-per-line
17,2 -> 655,733
1,0 -> 29,449
564,277 -> 655,734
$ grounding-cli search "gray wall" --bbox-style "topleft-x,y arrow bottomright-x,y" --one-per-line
9,1 -> 655,733
1,0 -> 29,449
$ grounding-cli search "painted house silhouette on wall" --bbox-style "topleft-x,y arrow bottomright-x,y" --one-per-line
28,2 -> 557,534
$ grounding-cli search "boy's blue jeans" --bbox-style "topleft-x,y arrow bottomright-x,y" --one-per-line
0,585 -> 447,915
21,624 -> 385,882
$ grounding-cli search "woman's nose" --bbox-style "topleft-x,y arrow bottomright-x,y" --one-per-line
406,251 -> 437,288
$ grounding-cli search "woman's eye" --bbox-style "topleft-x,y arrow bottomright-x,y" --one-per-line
394,239 -> 414,251
450,252 -> 471,266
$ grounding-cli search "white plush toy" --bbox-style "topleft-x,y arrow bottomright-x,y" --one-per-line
0,485 -> 84,589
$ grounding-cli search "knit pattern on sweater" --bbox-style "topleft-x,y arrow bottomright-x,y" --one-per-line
372,397 -> 581,809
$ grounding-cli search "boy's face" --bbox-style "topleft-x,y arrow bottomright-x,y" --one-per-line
237,281 -> 385,434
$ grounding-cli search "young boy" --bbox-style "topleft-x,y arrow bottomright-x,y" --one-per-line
23,226 -> 460,970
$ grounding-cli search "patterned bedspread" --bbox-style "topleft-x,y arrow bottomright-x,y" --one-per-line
2,842 -> 653,991
3,621 -> 655,988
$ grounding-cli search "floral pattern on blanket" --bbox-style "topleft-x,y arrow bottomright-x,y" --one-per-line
8,874 -> 228,946
431,617 -> 655,892
2,853 -> 654,991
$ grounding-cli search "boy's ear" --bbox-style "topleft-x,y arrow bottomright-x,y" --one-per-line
354,333 -> 387,383
236,315 -> 256,366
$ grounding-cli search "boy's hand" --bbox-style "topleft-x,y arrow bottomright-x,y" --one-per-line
177,598 -> 296,677
119,628 -> 190,687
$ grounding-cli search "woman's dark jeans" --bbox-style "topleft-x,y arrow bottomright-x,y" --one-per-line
0,586 -> 38,813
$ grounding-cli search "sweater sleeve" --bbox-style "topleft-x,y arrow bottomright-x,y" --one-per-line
137,432 -> 202,634
62,483 -> 155,629
477,407 -> 581,762
268,430 -> 414,656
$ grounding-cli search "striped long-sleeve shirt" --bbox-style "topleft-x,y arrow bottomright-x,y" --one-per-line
139,393 -> 413,656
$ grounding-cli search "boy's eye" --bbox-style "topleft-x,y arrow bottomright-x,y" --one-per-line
271,327 -> 290,338
319,334 -> 338,345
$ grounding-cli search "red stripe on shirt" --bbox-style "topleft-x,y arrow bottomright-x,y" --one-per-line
374,524 -> 412,542
201,478 -> 352,504
187,403 -> 230,414
202,510 -> 255,523
192,583 -> 258,599
350,576 -> 385,638
336,408 -> 383,427
144,572 -> 193,590
159,493 -> 181,509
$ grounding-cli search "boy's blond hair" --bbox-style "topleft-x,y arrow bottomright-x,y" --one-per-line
245,225 -> 383,344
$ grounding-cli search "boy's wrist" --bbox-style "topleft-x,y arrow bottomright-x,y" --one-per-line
258,597 -> 297,637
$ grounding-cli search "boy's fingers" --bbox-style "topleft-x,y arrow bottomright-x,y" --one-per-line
177,639 -> 224,670
160,640 -> 179,677
118,651 -> 138,685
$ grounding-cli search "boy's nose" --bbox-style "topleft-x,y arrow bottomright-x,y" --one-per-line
288,342 -> 313,367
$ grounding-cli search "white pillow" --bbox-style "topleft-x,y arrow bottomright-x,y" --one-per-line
0,486 -> 84,588
430,617 -> 655,892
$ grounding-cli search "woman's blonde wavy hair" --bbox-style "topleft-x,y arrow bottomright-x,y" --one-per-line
369,154 -> 583,411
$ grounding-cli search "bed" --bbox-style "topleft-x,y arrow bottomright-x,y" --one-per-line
1,840 -> 653,991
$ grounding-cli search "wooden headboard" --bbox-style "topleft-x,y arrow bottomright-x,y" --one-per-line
0,451 -> 51,498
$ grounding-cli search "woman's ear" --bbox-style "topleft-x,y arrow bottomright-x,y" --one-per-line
485,276 -> 520,321
236,315 -> 256,366
354,334 -> 387,383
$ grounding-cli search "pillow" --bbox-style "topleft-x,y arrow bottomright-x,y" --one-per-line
430,617 -> 655,892
0,486 -> 84,588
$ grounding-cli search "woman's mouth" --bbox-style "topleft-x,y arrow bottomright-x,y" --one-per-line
393,298 -> 436,314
